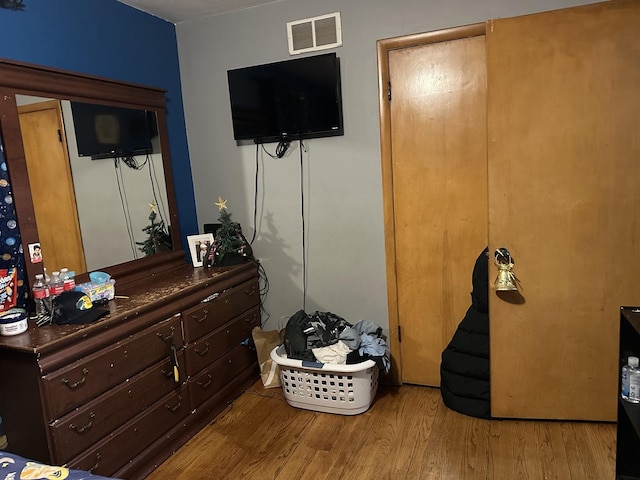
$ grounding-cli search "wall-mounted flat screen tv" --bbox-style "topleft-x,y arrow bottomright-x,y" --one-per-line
70,102 -> 158,159
227,52 -> 344,143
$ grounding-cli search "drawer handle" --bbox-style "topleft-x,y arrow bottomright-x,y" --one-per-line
89,453 -> 102,473
193,310 -> 209,323
245,285 -> 257,296
156,325 -> 176,343
198,373 -> 213,389
166,395 -> 183,412
69,412 -> 95,434
195,341 -> 210,357
161,367 -> 173,378
61,368 -> 89,390
244,313 -> 258,323
201,292 -> 219,303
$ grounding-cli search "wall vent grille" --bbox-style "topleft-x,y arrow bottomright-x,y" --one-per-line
287,12 -> 342,55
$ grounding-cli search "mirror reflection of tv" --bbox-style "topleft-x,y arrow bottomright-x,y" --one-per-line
227,52 -> 344,144
70,102 -> 158,159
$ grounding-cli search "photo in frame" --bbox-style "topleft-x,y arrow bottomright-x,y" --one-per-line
187,233 -> 214,267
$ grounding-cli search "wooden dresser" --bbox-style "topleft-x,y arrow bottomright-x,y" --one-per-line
0,261 -> 260,479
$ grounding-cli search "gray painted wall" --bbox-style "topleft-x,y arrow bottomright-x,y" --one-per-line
176,0 -> 599,332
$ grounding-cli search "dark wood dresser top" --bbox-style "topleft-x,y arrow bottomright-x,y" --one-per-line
0,261 -> 258,358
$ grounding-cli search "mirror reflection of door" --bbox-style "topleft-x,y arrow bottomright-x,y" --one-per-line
18,100 -> 87,275
15,94 -> 170,273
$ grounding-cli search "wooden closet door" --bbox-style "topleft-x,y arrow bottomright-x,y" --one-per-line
385,31 -> 488,386
487,0 -> 640,420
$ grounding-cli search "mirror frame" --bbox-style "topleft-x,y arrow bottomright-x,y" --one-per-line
0,58 -> 186,289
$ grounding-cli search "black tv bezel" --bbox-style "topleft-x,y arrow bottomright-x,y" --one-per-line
227,52 -> 344,144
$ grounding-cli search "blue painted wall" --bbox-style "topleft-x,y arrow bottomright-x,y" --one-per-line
0,0 -> 197,246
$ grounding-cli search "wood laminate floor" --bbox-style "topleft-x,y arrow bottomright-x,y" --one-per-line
146,381 -> 616,480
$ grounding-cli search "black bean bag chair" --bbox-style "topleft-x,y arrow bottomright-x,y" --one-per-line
440,247 -> 491,419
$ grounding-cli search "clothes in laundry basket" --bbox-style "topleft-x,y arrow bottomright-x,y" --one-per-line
284,309 -> 315,362
351,320 -> 391,374
283,310 -> 391,374
312,341 -> 351,364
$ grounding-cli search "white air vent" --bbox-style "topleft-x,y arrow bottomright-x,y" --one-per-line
287,12 -> 342,55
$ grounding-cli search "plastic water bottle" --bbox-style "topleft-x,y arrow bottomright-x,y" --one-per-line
49,271 -> 64,298
60,268 -> 75,291
32,274 -> 49,319
622,356 -> 640,403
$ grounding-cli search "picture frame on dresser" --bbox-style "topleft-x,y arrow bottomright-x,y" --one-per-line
187,233 -> 214,267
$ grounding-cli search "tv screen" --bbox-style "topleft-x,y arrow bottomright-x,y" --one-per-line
227,52 -> 344,143
70,102 -> 157,159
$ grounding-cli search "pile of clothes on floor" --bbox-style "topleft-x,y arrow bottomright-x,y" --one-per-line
284,310 -> 391,374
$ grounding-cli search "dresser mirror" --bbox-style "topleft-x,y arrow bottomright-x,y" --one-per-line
0,59 -> 185,288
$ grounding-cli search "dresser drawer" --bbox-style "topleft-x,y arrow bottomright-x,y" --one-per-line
187,344 -> 256,408
67,386 -> 189,478
49,350 -> 185,463
182,279 -> 259,343
184,306 -> 260,377
42,314 -> 183,421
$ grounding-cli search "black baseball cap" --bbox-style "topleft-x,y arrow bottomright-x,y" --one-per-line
53,290 -> 109,325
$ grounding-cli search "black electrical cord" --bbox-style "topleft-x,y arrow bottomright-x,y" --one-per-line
249,142 -> 270,325
299,139 -> 307,311
112,153 -> 168,257
276,137 -> 291,158
249,257 -> 270,327
120,153 -> 149,170
146,154 -> 169,226
259,135 -> 291,159
250,142 -> 259,245
113,157 -> 138,257
259,136 -> 306,310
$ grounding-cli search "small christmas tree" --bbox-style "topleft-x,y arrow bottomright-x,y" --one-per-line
210,197 -> 252,266
136,203 -> 172,256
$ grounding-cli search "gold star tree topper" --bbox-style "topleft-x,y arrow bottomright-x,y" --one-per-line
215,196 -> 228,211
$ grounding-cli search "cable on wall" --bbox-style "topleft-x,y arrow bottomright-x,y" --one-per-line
250,257 -> 270,327
259,135 -> 291,159
123,153 -> 169,225
251,141 -> 270,325
260,136 -> 308,310
146,154 -> 169,226
113,157 -> 138,258
276,137 -> 291,158
299,139 -> 308,311
111,153 -> 170,258
250,142 -> 259,245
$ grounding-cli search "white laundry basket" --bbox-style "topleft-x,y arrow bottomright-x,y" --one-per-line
270,344 -> 379,415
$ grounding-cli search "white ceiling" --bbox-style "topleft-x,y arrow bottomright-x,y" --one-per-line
117,0 -> 282,24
